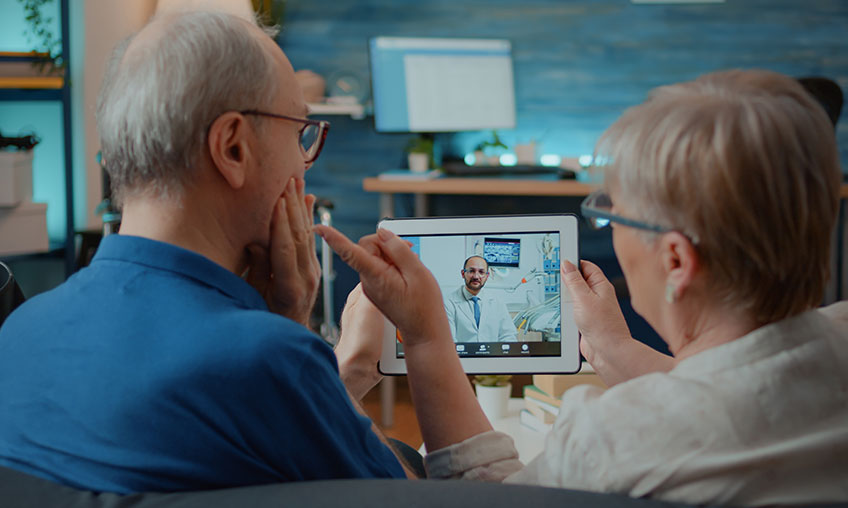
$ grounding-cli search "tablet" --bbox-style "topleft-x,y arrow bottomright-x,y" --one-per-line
377,214 -> 580,375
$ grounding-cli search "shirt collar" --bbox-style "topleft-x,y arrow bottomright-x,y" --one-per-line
671,308 -> 831,378
461,286 -> 484,300
92,234 -> 268,310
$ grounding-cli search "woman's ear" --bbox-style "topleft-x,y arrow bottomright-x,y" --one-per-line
658,231 -> 699,300
207,112 -> 251,190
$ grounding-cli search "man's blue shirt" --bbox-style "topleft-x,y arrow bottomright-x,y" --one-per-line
0,235 -> 404,493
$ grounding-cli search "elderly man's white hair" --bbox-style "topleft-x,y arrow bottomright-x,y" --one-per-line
96,10 -> 281,205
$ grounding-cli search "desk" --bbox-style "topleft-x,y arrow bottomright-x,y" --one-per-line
419,398 -> 548,463
364,176 -> 848,216
363,176 -> 595,218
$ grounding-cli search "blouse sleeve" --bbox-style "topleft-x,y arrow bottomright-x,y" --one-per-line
423,431 -> 524,481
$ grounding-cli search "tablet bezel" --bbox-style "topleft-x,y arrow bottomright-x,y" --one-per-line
377,214 -> 580,375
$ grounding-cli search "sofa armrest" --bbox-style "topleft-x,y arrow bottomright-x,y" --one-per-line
0,465 -> 681,508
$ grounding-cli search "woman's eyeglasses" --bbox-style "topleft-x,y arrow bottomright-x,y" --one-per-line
581,190 -> 699,244
581,190 -> 673,233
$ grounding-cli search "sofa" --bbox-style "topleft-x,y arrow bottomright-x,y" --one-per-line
5,464 -> 848,508
0,464 -> 687,508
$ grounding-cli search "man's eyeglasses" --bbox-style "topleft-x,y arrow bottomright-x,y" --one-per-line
240,110 -> 330,164
581,190 -> 673,234
462,268 -> 489,276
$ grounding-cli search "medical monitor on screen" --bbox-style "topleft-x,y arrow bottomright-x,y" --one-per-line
484,237 -> 521,267
369,36 -> 517,133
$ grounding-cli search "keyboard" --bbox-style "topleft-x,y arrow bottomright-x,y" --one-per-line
442,161 -> 576,179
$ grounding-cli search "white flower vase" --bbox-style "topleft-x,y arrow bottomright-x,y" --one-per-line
475,383 -> 511,420
408,152 -> 429,173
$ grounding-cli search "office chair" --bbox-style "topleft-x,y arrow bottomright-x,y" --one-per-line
797,76 -> 843,129
0,261 -> 26,327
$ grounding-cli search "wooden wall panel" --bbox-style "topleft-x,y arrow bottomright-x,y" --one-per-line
280,0 -> 847,242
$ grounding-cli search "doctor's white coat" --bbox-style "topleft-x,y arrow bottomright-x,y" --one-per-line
444,286 -> 517,343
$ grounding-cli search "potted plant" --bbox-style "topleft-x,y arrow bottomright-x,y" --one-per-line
251,0 -> 286,28
18,0 -> 63,75
405,135 -> 434,173
473,374 -> 512,420
473,130 -> 508,166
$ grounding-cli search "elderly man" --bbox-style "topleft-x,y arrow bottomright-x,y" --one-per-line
444,256 -> 517,343
0,11 -> 406,494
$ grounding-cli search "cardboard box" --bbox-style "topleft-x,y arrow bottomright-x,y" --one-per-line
0,150 -> 34,206
0,202 -> 48,256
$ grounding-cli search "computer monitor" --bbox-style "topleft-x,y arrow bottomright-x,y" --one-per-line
369,36 -> 517,133
483,237 -> 521,267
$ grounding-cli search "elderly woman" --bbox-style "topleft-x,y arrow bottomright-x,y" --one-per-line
318,69 -> 848,506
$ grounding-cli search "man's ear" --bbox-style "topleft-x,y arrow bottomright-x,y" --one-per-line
658,231 -> 699,300
207,112 -> 252,190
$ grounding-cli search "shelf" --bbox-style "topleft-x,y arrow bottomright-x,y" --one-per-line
307,101 -> 366,119
0,51 -> 52,59
0,76 -> 63,89
0,50 -> 63,90
0,51 -> 65,100
1,0 -> 76,277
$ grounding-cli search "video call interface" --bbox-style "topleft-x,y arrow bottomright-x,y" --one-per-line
396,232 -> 565,358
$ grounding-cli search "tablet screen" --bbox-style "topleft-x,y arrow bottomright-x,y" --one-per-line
395,231 -> 564,359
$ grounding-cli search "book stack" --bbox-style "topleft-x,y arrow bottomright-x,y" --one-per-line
520,367 -> 607,433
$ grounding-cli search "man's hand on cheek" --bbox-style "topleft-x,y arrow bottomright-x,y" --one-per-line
246,178 -> 321,327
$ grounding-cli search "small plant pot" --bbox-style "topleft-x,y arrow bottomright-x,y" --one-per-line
475,383 -> 511,420
473,150 -> 487,166
408,152 -> 429,173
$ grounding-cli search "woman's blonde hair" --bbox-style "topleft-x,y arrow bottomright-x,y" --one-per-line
596,69 -> 841,324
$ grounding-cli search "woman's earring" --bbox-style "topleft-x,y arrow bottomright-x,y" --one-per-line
665,284 -> 677,304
